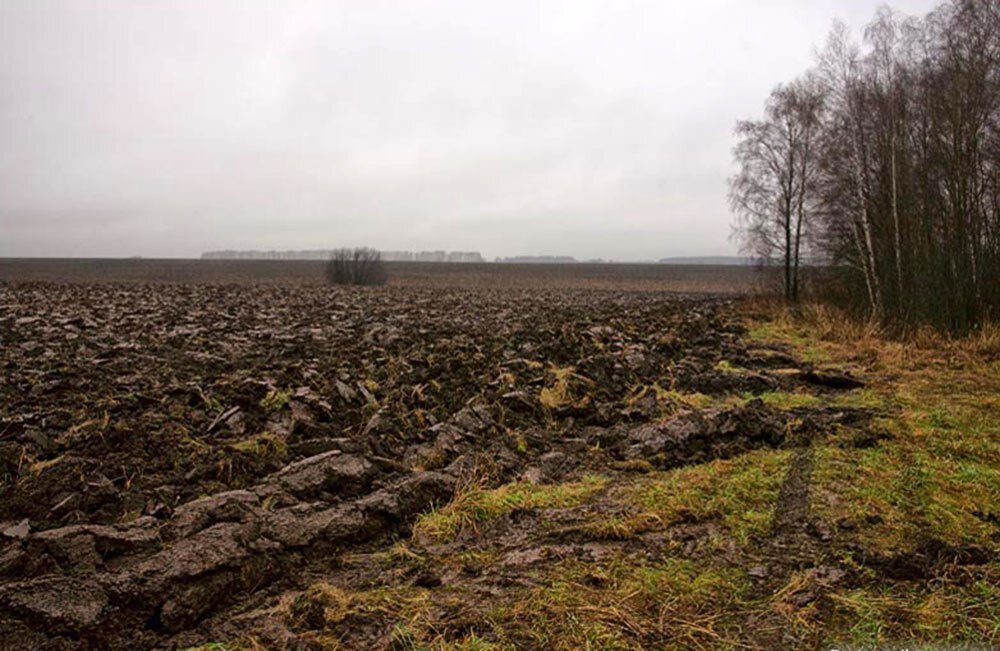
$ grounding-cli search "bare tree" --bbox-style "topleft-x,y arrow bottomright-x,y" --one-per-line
730,80 -> 824,302
325,248 -> 388,286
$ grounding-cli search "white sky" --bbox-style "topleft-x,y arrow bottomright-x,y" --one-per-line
0,0 -> 941,259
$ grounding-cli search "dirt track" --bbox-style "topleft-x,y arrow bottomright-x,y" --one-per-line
1,275 -> 882,649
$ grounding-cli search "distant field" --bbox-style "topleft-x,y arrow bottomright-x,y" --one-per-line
0,258 -> 761,293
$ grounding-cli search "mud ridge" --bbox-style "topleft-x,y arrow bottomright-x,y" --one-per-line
0,451 -> 453,649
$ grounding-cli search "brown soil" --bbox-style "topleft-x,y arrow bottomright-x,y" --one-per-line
0,259 -> 760,293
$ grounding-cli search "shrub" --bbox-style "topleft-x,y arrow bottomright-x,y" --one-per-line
325,247 -> 387,286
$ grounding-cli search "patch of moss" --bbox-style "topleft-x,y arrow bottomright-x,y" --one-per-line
227,431 -> 287,457
259,389 -> 291,413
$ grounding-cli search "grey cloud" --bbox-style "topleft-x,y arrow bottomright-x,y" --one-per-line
0,0 -> 942,259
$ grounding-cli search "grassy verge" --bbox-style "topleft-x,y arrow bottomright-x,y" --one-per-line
747,303 -> 1000,646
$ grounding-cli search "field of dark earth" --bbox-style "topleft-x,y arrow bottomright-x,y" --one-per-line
0,259 -> 759,293
1,261 -> 997,650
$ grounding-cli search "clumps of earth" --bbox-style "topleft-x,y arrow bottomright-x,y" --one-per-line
1,282 -> 873,649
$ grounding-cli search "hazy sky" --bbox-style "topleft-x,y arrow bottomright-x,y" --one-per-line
1,0 -> 941,259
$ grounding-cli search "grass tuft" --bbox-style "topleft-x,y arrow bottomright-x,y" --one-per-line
259,389 -> 291,413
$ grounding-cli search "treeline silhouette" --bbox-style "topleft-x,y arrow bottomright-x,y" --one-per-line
731,0 -> 1000,333
202,249 -> 484,262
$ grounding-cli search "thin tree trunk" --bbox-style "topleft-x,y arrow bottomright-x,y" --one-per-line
851,119 -> 883,317
891,126 -> 903,314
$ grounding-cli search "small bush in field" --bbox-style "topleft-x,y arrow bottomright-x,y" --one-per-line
325,247 -> 387,286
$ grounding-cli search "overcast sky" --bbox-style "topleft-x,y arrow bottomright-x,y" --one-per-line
1,0 -> 941,260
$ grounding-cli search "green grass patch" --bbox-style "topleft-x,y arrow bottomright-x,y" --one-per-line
753,304 -> 1000,554
753,390 -> 823,409
748,321 -> 832,364
413,475 -> 608,543
623,448 -> 789,546
832,387 -> 888,410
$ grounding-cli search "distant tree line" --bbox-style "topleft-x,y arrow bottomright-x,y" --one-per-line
382,250 -> 484,263
730,0 -> 1000,332
201,249 -> 485,262
495,256 -> 579,263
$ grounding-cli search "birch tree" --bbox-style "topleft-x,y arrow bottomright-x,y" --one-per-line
730,81 -> 824,302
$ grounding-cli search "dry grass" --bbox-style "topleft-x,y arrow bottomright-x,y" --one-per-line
275,580 -> 507,651
26,454 -> 65,476
751,300 -> 1000,364
538,365 -> 594,411
483,556 -> 755,651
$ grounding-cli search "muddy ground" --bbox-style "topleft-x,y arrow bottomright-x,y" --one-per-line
0,271 -> 980,649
